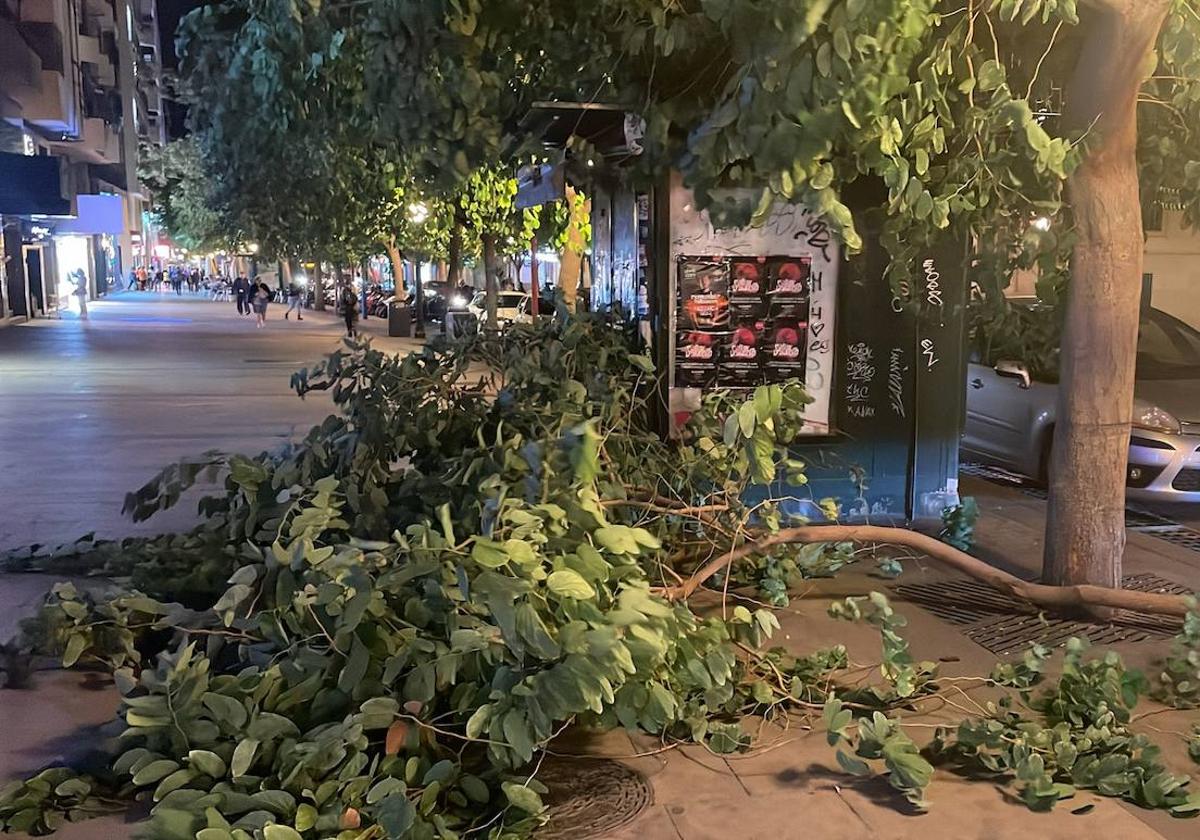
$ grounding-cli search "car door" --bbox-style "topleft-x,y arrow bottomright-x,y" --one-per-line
963,361 -> 1035,469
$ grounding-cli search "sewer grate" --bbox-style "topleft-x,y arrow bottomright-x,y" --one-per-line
1140,525 -> 1200,553
1124,506 -> 1175,529
536,757 -> 652,840
894,574 -> 1186,656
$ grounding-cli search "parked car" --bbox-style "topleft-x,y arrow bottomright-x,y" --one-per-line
963,304 -> 1200,502
467,291 -> 532,327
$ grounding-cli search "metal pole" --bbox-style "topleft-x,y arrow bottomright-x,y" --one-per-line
530,237 -> 539,318
414,260 -> 426,338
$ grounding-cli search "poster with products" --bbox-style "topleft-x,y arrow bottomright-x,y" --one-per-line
675,255 -> 810,390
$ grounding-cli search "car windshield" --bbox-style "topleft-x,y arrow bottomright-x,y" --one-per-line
1137,310 -> 1200,380
497,294 -> 526,308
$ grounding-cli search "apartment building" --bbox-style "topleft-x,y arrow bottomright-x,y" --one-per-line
0,0 -> 165,321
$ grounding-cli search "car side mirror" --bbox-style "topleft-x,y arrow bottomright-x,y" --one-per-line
994,359 -> 1032,390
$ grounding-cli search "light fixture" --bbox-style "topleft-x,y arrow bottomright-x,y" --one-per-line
1032,217 -> 1051,232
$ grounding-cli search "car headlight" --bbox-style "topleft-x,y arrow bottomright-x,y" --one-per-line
1132,399 -> 1181,435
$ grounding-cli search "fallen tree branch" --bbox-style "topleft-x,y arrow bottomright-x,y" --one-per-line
662,525 -> 1194,618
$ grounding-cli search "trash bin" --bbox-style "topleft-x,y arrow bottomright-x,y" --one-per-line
388,301 -> 412,337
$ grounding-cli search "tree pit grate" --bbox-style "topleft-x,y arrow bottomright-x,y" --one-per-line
535,757 -> 653,839
1134,525 -> 1200,553
893,574 -> 1188,656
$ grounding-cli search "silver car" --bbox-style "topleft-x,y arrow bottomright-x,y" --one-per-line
963,306 -> 1200,502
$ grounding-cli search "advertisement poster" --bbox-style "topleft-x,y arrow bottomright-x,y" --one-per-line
675,255 -> 810,390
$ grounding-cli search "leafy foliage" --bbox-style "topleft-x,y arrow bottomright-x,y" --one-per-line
938,497 -> 979,554
0,320 -> 849,837
935,639 -> 1200,816
1157,599 -> 1200,709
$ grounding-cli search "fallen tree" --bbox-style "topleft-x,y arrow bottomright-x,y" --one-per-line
2,320 -> 1198,837
667,525 -> 1195,618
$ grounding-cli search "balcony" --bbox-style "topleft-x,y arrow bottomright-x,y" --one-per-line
18,69 -> 78,134
47,117 -> 121,164
78,34 -> 102,64
0,17 -> 43,97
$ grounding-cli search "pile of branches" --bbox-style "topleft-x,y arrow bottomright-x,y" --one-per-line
1,318 -> 1198,838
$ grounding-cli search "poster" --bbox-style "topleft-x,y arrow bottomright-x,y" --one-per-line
675,255 -> 810,390
666,174 -> 838,434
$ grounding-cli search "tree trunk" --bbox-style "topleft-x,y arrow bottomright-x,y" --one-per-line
448,218 -> 464,287
1044,0 -> 1169,588
385,239 -> 405,294
559,184 -> 589,314
482,233 -> 499,329
313,259 -> 326,311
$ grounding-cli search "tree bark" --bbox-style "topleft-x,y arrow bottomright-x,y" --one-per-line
313,259 -> 326,311
664,525 -> 1192,618
482,233 -> 499,329
1044,0 -> 1169,587
385,239 -> 405,294
448,219 -> 464,288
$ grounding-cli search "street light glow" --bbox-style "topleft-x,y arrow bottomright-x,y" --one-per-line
409,202 -> 429,223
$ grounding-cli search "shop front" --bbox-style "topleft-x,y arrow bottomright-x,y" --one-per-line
519,104 -> 970,529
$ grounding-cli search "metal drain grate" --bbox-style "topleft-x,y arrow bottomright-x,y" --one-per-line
536,757 -> 652,840
1124,506 -> 1175,529
1140,525 -> 1200,553
894,574 -> 1187,656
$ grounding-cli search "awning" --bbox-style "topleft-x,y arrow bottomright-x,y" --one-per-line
0,152 -> 71,216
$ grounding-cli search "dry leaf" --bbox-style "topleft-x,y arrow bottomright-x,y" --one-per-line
385,720 -> 409,756
340,807 -> 361,830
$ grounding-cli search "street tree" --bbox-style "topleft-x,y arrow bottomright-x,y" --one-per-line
139,138 -> 241,253
584,0 -> 1200,590
177,0 -> 413,306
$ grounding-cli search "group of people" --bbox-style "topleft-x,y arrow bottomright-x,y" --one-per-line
229,275 -> 298,328
126,265 -> 203,294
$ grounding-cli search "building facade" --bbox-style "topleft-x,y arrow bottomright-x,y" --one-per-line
0,0 -> 165,321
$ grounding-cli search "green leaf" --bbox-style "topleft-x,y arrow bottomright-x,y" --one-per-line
376,793 -> 416,838
262,826 -> 302,840
132,759 -> 179,786
231,739 -> 259,778
472,538 -> 510,568
501,781 -> 544,814
62,634 -> 88,668
837,750 -> 871,776
202,692 -> 248,730
187,750 -> 226,779
546,569 -> 596,599
339,635 -> 370,693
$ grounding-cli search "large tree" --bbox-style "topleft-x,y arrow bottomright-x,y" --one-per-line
181,0 -> 1200,588
585,0 -> 1199,589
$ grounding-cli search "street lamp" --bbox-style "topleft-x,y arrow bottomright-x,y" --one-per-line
409,203 -> 428,338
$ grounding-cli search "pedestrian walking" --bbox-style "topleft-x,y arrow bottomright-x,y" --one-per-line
73,269 -> 89,320
284,281 -> 304,320
637,280 -> 652,349
127,269 -> 137,290
252,280 -> 271,328
232,275 -> 252,315
339,285 -> 359,337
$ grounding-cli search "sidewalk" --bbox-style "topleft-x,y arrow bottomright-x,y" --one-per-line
0,293 -> 427,552
4,475 -> 1198,838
